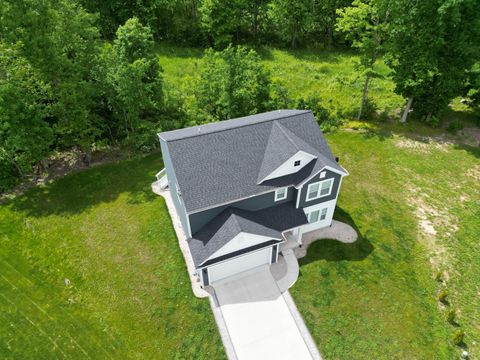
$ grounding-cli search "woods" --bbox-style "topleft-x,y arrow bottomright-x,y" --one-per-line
0,0 -> 479,190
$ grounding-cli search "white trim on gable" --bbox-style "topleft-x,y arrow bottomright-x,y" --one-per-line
204,232 -> 281,263
295,165 -> 348,189
258,150 -> 317,184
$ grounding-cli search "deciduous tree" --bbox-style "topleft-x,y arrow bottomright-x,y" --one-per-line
96,18 -> 163,146
385,0 -> 480,123
196,45 -> 271,119
0,44 -> 53,179
336,0 -> 390,120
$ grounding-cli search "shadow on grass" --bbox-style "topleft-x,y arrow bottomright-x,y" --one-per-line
154,43 -> 204,59
299,207 -> 374,265
454,143 -> 480,158
354,116 -> 480,158
283,47 -> 355,63
9,153 -> 163,217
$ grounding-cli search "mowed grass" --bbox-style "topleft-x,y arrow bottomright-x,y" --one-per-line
0,154 -> 225,359
291,129 -> 479,359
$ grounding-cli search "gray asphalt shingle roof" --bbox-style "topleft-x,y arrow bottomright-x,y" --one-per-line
187,202 -> 308,267
159,109 -> 346,213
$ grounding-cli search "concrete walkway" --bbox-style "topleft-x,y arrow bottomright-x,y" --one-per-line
294,220 -> 358,259
270,249 -> 299,293
212,267 -> 322,360
152,182 -> 356,359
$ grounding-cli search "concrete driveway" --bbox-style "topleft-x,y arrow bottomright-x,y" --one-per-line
212,267 -> 317,360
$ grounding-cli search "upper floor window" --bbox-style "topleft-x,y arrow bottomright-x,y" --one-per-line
306,178 -> 334,201
275,187 -> 288,201
294,160 -> 301,167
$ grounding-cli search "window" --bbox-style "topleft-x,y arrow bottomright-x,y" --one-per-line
306,178 -> 333,201
294,160 -> 301,167
319,171 -> 326,179
320,207 -> 328,220
307,207 -> 328,223
307,210 -> 320,223
275,187 -> 288,201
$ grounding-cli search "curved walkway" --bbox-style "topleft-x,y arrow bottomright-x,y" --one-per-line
294,220 -> 358,259
271,249 -> 299,293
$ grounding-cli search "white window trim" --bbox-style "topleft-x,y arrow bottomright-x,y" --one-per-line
307,209 -> 320,223
306,178 -> 334,201
274,187 -> 288,201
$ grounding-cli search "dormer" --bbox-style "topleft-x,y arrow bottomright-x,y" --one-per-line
257,122 -> 319,184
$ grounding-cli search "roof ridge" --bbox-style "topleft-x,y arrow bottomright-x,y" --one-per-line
273,121 -> 300,151
161,110 -> 311,142
228,208 -> 243,234
276,122 -> 320,156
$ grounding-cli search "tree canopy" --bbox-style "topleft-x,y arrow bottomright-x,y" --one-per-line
0,0 -> 478,190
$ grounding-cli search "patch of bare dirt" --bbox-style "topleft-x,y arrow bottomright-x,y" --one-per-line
466,165 -> 480,182
408,185 -> 458,279
458,126 -> 480,147
394,137 -> 451,152
1,147 -> 130,201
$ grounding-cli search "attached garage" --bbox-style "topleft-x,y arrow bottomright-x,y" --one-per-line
203,246 -> 274,285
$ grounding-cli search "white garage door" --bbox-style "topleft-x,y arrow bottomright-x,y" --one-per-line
208,247 -> 272,284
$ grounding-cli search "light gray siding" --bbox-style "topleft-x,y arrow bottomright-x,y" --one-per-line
297,169 -> 342,208
189,186 -> 296,235
160,138 -> 191,236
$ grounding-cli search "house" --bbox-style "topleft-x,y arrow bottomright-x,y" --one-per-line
156,110 -> 348,287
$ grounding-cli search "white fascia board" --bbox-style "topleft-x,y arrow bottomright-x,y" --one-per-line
258,150 -> 317,184
295,165 -> 348,189
204,232 -> 281,262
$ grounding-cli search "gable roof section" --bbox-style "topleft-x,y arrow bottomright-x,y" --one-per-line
159,110 -> 346,213
187,202 -> 308,267
257,122 -> 319,183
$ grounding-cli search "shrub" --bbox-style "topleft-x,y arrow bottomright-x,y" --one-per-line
0,161 -> 19,192
437,288 -> 449,303
446,309 -> 456,324
447,120 -> 464,134
424,114 -> 440,127
452,329 -> 465,345
434,267 -> 444,282
360,98 -> 378,121
296,95 -> 330,123
268,80 -> 294,109
195,45 -> 271,120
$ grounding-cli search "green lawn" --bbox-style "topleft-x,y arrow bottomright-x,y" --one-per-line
0,155 -> 225,359
291,128 -> 479,359
1,128 -> 477,359
1,44 -> 478,359
157,45 -> 404,119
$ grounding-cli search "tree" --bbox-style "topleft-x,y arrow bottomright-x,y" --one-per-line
385,0 -> 480,123
310,0 -> 352,47
0,43 -> 53,181
464,65 -> 480,113
336,0 -> 390,120
269,0 -> 311,48
80,0 -> 203,44
195,45 -> 271,120
96,18 -> 163,146
0,0 -> 103,157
